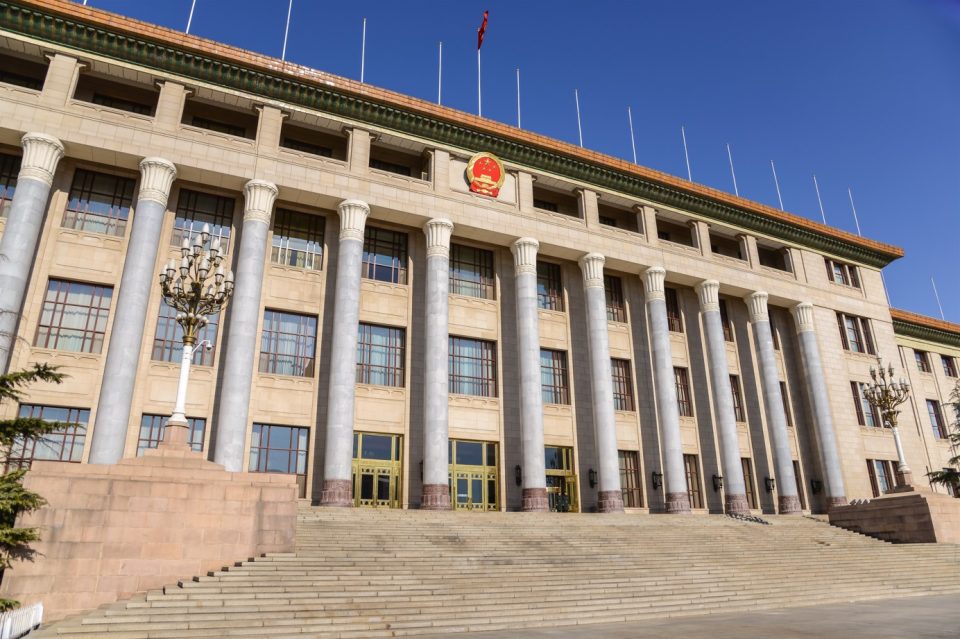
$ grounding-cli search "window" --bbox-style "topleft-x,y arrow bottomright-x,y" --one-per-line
604,275 -> 626,322
450,244 -> 495,300
611,359 -> 635,411
137,414 -> 205,455
665,287 -> 683,333
599,216 -> 617,227
915,350 -> 931,374
780,382 -> 794,428
536,262 -> 564,311
730,375 -> 746,422
356,323 -> 405,387
259,310 -> 317,377
836,312 -> 875,355
741,458 -> 757,510
449,337 -> 497,397
282,137 -> 333,157
362,226 -> 408,284
271,209 -> 323,270
942,355 -> 958,378
0,152 -> 20,218
249,424 -> 308,498
62,169 -> 136,236
825,258 -> 860,288
719,299 -> 734,342
370,157 -> 412,177
92,92 -> 153,115
866,459 -> 896,497
792,460 -> 807,510
171,189 -> 234,253
850,382 -> 880,428
927,400 -> 947,439
152,303 -> 219,366
35,279 -> 113,354
675,367 -> 693,417
533,198 -> 558,213
540,349 -> 570,405
684,454 -> 704,509
618,450 -> 643,507
5,405 -> 88,470
190,116 -> 247,138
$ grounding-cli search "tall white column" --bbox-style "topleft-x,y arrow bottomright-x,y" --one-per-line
421,218 -> 453,510
578,253 -> 623,513
212,180 -> 278,472
90,157 -> 178,464
320,199 -> 370,506
512,237 -> 548,512
642,267 -> 690,513
791,302 -> 847,509
745,292 -> 801,514
695,280 -> 749,514
0,133 -> 64,373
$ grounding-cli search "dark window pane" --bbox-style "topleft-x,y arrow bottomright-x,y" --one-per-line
34,279 -> 113,354
259,310 -> 317,377
540,349 -> 570,405
152,302 -> 219,366
62,169 -> 136,237
171,189 -> 234,253
272,208 -> 324,270
356,323 -> 406,387
362,226 -> 408,284
248,423 -> 308,497
450,244 -> 495,299
449,337 -> 497,397
536,262 -> 564,311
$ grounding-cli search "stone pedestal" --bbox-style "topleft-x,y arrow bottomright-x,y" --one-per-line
0,429 -> 298,621
829,487 -> 960,544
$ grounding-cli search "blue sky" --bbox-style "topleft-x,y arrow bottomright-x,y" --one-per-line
86,0 -> 959,321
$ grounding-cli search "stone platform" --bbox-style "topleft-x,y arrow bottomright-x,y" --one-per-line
828,485 -> 960,544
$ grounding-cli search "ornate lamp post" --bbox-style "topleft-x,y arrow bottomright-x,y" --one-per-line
158,224 -> 234,446
863,357 -> 913,487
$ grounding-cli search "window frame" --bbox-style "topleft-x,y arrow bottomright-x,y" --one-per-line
259,309 -> 318,378
540,348 -> 570,405
927,400 -> 947,439
0,152 -> 19,218
665,287 -> 683,333
675,367 -> 693,417
137,414 -> 205,455
152,302 -> 219,366
271,208 -> 324,271
449,243 -> 495,300
915,350 -> 932,374
361,226 -> 409,285
719,299 -> 734,342
170,187 -> 235,253
684,454 -> 704,509
5,405 -> 88,470
741,458 -> 757,510
248,423 -> 309,498
618,450 -> 643,508
941,355 -> 958,378
730,375 -> 746,422
825,258 -> 861,288
836,312 -> 876,355
611,358 -> 635,412
34,279 -> 113,354
604,275 -> 627,323
536,261 -> 564,312
356,323 -> 406,387
850,381 -> 880,428
448,336 -> 498,398
61,168 -> 137,237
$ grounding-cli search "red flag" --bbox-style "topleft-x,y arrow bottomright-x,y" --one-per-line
477,10 -> 488,50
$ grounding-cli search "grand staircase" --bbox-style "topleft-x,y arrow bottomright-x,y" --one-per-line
39,507 -> 960,638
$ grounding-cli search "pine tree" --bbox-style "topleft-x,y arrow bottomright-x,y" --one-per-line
927,380 -> 960,495
0,363 -> 64,611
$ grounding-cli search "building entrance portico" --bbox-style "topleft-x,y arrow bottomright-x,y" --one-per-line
352,432 -> 402,508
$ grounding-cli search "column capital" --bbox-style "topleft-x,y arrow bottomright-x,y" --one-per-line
137,157 -> 177,207
744,291 -> 769,323
511,237 -> 539,275
242,180 -> 278,225
338,199 -> 370,242
642,266 -> 666,302
423,218 -> 454,258
694,279 -> 720,312
19,133 -> 64,186
578,252 -> 605,288
791,301 -> 816,333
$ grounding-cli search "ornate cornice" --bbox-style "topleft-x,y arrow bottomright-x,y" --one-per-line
891,308 -> 960,349
0,1 -> 903,267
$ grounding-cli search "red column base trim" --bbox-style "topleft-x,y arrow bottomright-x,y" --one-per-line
319,479 -> 353,507
598,490 -> 625,513
724,493 -> 750,515
421,484 -> 451,510
665,491 -> 692,513
522,487 -> 549,512
826,495 -> 848,510
778,495 -> 803,514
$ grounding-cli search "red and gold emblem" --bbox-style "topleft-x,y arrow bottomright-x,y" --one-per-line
465,152 -> 505,198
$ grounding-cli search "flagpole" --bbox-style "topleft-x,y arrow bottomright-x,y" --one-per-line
477,48 -> 481,117
627,107 -> 637,164
574,89 -> 583,147
847,187 -> 863,236
726,143 -> 738,196
932,277 -> 946,320
681,126 -> 692,181
281,0 -> 293,62
185,0 -> 197,34
437,41 -> 442,105
770,160 -> 784,210
516,68 -> 521,129
813,174 -> 827,224
360,17 -> 367,83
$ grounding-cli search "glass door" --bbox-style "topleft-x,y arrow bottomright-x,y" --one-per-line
352,432 -> 402,508
449,439 -> 498,511
544,446 -> 578,512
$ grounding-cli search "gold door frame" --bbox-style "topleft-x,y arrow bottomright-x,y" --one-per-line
545,446 -> 578,513
352,432 -> 402,508
449,440 -> 499,511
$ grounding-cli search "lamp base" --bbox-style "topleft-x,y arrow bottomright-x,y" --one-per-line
160,416 -> 192,451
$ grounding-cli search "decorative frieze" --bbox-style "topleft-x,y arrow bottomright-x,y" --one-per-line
137,157 -> 177,207
511,237 -> 539,275
423,218 -> 454,258
242,180 -> 279,225
18,133 -> 64,186
338,199 -> 370,242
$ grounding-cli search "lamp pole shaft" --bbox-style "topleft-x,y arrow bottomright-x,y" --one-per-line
171,342 -> 194,424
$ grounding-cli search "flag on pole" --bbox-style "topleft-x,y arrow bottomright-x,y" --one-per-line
476,10 -> 487,116
477,10 -> 489,49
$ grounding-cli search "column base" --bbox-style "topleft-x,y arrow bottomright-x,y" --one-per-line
778,495 -> 803,514
724,493 -> 750,515
598,490 -> 624,513
420,484 -> 451,510
319,479 -> 353,507
522,488 -> 549,512
826,495 -> 848,510
665,492 -> 692,514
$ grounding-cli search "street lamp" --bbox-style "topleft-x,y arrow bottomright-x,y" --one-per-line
863,357 -> 912,487
158,224 -> 234,445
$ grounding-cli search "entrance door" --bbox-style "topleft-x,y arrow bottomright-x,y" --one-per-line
544,446 -> 578,512
352,432 -> 402,508
449,439 -> 498,511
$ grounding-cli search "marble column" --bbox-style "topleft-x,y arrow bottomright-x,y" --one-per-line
89,157 -> 178,464
791,302 -> 847,509
512,237 -> 548,512
212,180 -> 278,472
0,133 -> 64,373
320,199 -> 370,506
421,218 -> 454,510
694,280 -> 749,514
642,267 -> 690,513
578,253 -> 624,513
745,292 -> 801,514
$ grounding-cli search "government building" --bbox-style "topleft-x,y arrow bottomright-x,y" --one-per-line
0,0 -> 957,520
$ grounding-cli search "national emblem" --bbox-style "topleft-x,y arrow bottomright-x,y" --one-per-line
465,152 -> 506,198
